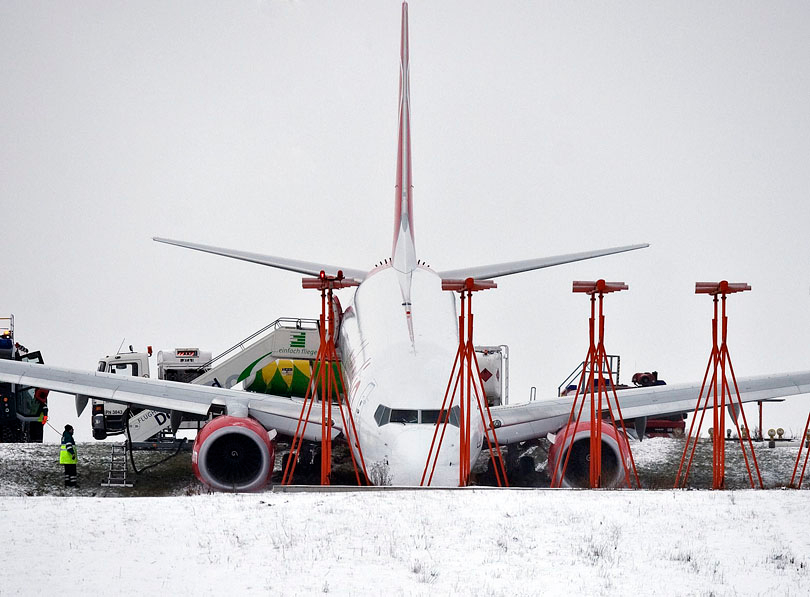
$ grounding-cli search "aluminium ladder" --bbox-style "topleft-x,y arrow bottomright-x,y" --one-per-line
100,443 -> 133,487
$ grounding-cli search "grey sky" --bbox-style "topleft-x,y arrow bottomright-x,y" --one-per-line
2,1 -> 810,442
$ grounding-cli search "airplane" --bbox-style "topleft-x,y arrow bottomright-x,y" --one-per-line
2,1 -> 810,490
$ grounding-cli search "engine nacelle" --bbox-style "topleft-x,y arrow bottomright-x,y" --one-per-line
547,420 -> 629,488
192,415 -> 275,492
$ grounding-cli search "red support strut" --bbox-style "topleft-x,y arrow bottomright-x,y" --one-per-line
551,280 -> 640,489
281,271 -> 370,486
789,412 -> 810,489
421,278 -> 509,487
674,281 -> 763,490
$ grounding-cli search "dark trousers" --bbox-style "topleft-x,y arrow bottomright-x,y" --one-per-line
63,463 -> 77,487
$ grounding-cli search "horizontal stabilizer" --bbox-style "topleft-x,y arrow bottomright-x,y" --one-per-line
438,244 -> 649,280
153,237 -> 367,280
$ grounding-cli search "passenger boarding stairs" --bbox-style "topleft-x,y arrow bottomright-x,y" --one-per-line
191,317 -> 321,389
100,443 -> 133,488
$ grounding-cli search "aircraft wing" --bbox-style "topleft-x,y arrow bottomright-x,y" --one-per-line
0,359 -> 333,442
438,244 -> 649,280
153,237 -> 368,281
490,371 -> 810,445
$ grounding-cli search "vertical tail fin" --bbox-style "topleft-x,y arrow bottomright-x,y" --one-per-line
392,1 -> 416,275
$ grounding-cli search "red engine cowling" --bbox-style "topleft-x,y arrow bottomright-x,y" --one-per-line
192,416 -> 275,492
547,420 -> 629,488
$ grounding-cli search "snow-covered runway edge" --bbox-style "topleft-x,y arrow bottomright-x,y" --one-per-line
2,490 -> 808,596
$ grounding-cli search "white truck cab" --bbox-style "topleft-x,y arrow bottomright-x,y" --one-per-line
91,347 -> 212,440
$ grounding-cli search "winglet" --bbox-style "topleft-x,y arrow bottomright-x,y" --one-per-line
392,1 -> 416,275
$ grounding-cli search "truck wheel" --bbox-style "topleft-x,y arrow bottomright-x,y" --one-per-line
28,422 -> 44,443
0,421 -> 23,442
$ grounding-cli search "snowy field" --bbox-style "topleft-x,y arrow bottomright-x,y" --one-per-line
1,490 -> 809,596
2,439 -> 810,596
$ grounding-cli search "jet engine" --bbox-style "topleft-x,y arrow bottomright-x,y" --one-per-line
192,415 -> 275,492
547,420 -> 629,488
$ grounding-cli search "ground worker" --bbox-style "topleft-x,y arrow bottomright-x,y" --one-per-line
60,424 -> 77,487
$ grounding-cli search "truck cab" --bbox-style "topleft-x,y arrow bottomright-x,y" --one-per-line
91,347 -> 212,440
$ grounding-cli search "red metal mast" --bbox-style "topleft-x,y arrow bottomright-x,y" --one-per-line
789,413 -> 810,488
674,281 -> 763,489
281,271 -> 370,486
421,277 -> 509,487
551,280 -> 640,489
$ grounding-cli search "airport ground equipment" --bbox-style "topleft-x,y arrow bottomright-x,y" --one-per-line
88,345 -> 213,440
549,280 -> 639,489
88,318 -> 320,440
0,315 -> 49,443
100,443 -> 133,488
282,271 -> 369,486
422,277 -> 509,487
674,281 -> 763,490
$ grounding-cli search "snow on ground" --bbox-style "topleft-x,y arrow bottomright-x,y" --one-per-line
2,438 -> 809,596
1,490 -> 809,596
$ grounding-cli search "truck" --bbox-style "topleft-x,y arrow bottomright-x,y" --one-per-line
89,345 -> 215,440
0,315 -> 49,443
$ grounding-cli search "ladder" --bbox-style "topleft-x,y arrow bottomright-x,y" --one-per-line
100,443 -> 133,487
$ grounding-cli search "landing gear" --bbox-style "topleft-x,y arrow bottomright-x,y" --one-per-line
280,443 -> 323,482
27,422 -> 43,443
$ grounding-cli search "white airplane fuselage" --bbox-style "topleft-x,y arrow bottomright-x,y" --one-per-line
144,1 -> 645,489
338,265 -> 484,485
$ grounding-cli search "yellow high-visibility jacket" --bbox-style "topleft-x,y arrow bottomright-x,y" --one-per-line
59,432 -> 77,465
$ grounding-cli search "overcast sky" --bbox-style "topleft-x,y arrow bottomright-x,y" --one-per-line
2,1 -> 810,442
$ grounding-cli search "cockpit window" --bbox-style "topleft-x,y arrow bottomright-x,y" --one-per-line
390,409 -> 418,424
374,405 -> 459,427
420,410 -> 441,424
374,404 -> 391,426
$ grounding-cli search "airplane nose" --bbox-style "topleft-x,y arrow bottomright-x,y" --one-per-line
388,426 -> 461,486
